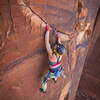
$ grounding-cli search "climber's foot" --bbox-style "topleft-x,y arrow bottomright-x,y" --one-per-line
40,88 -> 47,94
52,78 -> 57,83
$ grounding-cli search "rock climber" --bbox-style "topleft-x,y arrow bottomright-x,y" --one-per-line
40,25 -> 70,93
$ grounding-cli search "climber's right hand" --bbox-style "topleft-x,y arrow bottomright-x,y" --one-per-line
46,25 -> 50,31
56,33 -> 60,38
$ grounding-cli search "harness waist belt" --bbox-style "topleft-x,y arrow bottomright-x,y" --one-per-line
49,62 -> 61,69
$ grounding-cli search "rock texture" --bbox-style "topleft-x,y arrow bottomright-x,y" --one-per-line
77,8 -> 100,100
0,0 -> 99,100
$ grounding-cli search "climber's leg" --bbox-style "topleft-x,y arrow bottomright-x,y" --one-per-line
42,77 -> 48,91
40,73 -> 48,93
40,71 -> 57,93
48,71 -> 58,83
40,81 -> 47,93
41,71 -> 51,93
49,72 -> 57,79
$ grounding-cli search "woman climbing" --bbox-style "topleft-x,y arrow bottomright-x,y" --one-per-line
40,25 -> 70,93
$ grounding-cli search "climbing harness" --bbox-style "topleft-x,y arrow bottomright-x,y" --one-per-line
49,61 -> 61,69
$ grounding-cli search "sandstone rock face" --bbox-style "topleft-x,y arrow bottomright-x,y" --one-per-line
77,9 -> 100,100
0,0 -> 99,100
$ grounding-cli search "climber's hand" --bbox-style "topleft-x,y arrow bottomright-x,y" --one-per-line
56,33 -> 60,38
46,25 -> 50,31
52,28 -> 60,38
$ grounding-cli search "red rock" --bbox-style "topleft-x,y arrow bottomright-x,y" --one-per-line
13,16 -> 25,27
11,5 -> 25,17
0,0 -> 99,100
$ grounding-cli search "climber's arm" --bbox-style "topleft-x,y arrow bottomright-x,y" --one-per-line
45,26 -> 53,55
57,32 -> 70,42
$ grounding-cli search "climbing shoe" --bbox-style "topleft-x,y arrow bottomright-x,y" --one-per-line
40,88 -> 47,94
52,78 -> 57,83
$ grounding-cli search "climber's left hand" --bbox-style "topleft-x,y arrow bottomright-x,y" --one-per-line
46,25 -> 50,31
